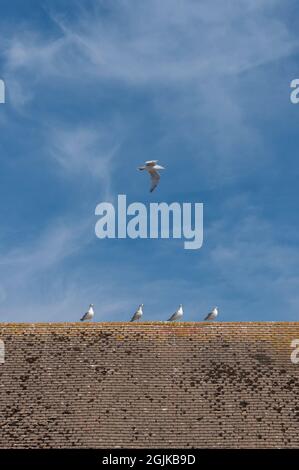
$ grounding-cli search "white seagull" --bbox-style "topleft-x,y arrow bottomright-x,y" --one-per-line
204,307 -> 218,321
80,304 -> 95,322
130,304 -> 144,322
167,304 -> 183,322
138,160 -> 165,192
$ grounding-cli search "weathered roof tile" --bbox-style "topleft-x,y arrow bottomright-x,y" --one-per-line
0,322 -> 298,448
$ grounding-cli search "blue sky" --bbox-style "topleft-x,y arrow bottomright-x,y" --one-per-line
0,0 -> 299,322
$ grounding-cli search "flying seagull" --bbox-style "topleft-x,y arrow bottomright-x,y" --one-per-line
130,304 -> 144,322
138,160 -> 165,192
204,307 -> 218,321
80,304 -> 95,322
167,304 -> 183,322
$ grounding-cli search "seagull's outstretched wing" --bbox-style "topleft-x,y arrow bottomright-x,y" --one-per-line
145,160 -> 158,166
149,170 -> 160,192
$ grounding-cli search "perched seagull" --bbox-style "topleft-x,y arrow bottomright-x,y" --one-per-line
138,160 -> 165,192
167,304 -> 183,322
80,304 -> 95,322
130,304 -> 144,322
204,307 -> 218,321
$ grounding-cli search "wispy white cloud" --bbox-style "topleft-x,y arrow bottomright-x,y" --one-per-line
0,220 -> 87,272
201,205 -> 299,319
1,0 -> 296,182
43,0 -> 297,83
47,125 -> 120,200
0,217 -> 90,316
0,0 -> 298,322
3,1 -> 298,96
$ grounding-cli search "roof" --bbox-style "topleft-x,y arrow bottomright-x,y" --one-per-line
0,322 -> 298,448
